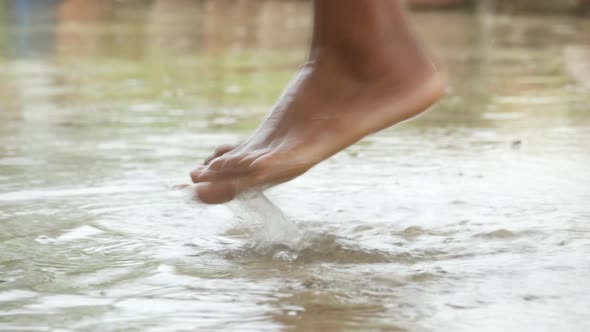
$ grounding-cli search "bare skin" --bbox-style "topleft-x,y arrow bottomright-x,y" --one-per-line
190,0 -> 444,204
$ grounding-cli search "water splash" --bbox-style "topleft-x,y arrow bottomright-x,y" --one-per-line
226,190 -> 303,249
177,185 -> 302,249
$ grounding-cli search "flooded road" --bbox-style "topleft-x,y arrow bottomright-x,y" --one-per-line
1,1 -> 590,331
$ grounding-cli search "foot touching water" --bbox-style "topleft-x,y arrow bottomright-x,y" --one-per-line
190,0 -> 444,204
191,61 -> 443,203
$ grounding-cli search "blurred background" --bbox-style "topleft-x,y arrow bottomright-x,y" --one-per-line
0,0 -> 589,128
0,0 -> 589,118
1,1 -> 589,331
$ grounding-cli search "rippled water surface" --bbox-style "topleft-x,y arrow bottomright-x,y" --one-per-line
1,2 -> 590,331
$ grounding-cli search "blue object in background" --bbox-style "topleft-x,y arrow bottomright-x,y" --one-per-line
6,0 -> 60,58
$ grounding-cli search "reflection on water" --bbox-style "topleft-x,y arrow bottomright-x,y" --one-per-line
1,1 -> 590,331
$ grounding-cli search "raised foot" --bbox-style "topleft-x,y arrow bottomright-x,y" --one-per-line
190,63 -> 444,204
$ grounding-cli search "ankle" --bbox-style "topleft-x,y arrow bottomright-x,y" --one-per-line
309,43 -> 438,87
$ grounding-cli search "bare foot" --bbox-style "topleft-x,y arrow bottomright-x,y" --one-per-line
190,0 -> 444,204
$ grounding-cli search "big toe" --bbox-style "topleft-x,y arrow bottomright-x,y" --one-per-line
194,182 -> 236,204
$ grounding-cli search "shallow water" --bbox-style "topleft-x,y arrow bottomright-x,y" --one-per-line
1,2 -> 590,331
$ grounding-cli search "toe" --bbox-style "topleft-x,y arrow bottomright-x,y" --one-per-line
194,181 -> 236,204
190,165 -> 208,183
190,166 -> 228,183
219,154 -> 244,170
191,160 -> 252,183
204,145 -> 237,165
208,156 -> 226,171
236,150 -> 269,169
193,159 -> 300,205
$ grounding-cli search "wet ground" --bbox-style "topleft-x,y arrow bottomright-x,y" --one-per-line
1,1 -> 590,331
